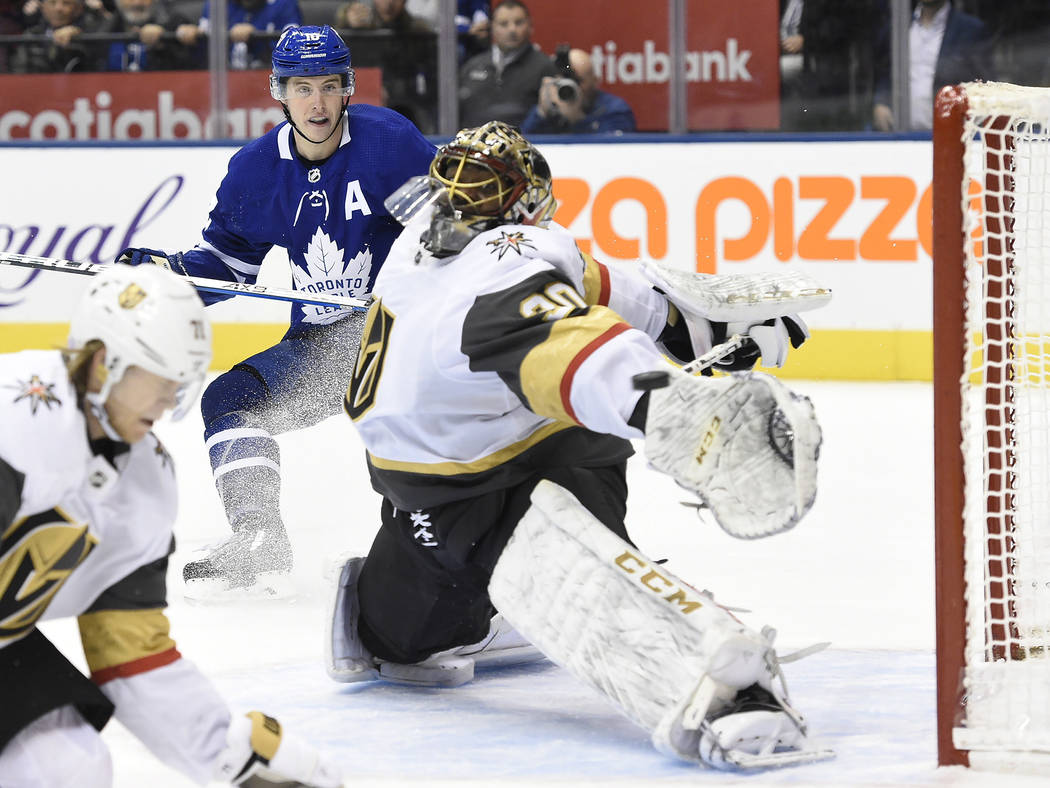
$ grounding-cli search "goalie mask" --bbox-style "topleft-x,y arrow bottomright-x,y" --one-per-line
421,122 -> 558,257
68,265 -> 212,427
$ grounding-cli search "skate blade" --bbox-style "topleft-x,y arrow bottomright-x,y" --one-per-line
183,570 -> 296,603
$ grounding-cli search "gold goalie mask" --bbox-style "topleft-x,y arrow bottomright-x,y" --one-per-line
385,122 -> 558,258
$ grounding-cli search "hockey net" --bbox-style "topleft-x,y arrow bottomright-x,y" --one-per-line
934,82 -> 1050,770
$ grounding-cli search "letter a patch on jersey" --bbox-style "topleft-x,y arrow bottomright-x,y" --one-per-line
345,300 -> 395,421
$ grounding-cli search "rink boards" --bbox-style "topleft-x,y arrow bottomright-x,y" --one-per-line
0,138 -> 934,380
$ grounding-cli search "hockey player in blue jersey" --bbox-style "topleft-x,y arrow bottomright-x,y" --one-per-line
117,24 -> 436,595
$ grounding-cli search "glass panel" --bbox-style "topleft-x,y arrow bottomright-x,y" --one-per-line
780,0 -> 889,132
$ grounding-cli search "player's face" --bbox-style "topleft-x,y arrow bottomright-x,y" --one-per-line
445,161 -> 504,216
284,75 -> 345,141
104,365 -> 180,444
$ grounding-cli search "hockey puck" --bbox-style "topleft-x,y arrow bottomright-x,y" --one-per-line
632,371 -> 670,391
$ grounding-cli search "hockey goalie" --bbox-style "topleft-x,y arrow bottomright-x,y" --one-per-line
326,121 -> 834,770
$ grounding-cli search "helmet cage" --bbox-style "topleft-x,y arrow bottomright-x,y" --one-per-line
428,121 -> 557,229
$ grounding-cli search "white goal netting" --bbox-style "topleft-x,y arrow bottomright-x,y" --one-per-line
955,82 -> 1050,754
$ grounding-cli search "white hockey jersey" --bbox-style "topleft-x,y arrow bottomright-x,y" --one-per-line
345,208 -> 673,510
0,350 -> 231,783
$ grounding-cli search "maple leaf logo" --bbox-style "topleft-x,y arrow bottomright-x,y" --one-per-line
304,227 -> 345,278
291,228 -> 374,325
486,231 -> 536,260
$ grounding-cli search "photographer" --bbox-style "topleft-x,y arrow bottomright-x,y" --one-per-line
522,46 -> 635,135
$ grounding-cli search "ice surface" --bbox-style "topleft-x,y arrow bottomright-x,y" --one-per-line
36,381 -> 1044,786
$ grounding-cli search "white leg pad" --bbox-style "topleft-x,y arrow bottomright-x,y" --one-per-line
488,480 -> 782,763
324,556 -> 378,683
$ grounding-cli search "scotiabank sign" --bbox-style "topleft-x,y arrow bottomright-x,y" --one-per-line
529,0 -> 778,131
0,69 -> 382,141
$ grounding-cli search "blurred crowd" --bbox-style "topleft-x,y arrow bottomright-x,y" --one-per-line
2,0 -> 1049,134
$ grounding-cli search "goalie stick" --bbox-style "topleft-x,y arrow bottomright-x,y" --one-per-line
0,251 -> 370,312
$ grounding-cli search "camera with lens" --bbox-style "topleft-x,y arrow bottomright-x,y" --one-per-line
552,44 -> 579,104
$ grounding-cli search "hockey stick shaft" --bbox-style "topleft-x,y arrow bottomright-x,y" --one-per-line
0,252 -> 370,312
681,333 -> 750,374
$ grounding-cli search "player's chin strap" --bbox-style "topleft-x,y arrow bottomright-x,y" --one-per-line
282,99 -> 350,149
84,391 -> 125,442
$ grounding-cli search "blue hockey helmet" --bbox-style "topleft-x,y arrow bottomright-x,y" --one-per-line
269,25 -> 355,100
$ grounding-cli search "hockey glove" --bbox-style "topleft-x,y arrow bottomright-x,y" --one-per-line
659,312 -> 809,373
214,711 -> 343,787
115,246 -> 189,275
715,314 -> 809,371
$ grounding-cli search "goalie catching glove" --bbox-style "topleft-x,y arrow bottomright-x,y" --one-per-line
116,246 -> 190,276
641,368 -> 821,538
213,710 -> 343,787
643,260 -> 830,371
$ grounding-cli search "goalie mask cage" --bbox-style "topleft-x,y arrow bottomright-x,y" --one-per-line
935,82 -> 1050,771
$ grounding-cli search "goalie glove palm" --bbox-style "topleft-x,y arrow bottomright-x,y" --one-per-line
643,370 -> 821,538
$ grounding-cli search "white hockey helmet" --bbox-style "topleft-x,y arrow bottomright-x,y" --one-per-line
68,264 -> 212,421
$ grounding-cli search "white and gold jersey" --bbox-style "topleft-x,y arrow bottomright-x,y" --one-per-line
0,350 -> 176,648
346,210 -> 672,510
0,350 -> 232,784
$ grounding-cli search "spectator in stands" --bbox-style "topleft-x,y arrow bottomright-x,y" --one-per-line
336,0 -> 430,33
458,0 -> 556,128
522,46 -> 635,135
334,0 -> 436,132
0,0 -> 26,69
10,0 -> 114,72
107,0 -> 194,70
176,0 -> 301,69
779,0 -> 883,131
873,0 -> 992,131
456,0 -> 488,61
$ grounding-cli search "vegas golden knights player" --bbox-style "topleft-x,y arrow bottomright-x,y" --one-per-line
325,122 -> 835,770
0,265 -> 342,787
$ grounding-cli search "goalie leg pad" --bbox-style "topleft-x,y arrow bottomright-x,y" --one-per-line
644,370 -> 821,538
324,556 -> 378,683
488,480 -> 817,764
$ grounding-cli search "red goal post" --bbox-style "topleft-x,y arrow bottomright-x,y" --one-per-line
934,82 -> 1050,772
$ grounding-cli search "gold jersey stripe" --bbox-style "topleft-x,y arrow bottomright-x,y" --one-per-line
520,308 -> 631,424
77,607 -> 177,676
580,252 -> 611,305
368,420 -> 574,475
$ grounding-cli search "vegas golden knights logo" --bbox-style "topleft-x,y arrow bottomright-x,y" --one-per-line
118,283 -> 148,309
345,300 -> 395,421
0,509 -> 98,643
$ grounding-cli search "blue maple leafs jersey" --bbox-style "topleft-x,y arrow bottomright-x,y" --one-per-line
179,104 -> 436,327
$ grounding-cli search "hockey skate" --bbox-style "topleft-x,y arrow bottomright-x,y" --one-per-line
183,514 -> 293,600
325,556 -> 545,687
654,633 -> 835,771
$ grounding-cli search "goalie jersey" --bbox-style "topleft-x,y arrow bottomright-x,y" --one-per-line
0,350 -> 232,782
177,104 -> 435,327
346,207 -> 674,511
